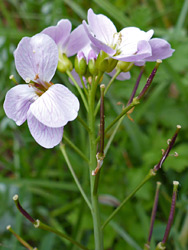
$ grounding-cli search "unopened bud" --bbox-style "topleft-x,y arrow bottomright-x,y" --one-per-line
75,51 -> 87,76
116,61 -> 134,72
106,58 -> 118,73
88,50 -> 98,75
96,51 -> 109,72
58,53 -> 73,73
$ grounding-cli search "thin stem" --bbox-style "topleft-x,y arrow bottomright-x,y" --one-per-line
77,115 -> 90,132
100,97 -> 140,140
145,182 -> 161,249
7,225 -> 37,250
104,116 -> 124,156
60,144 -> 92,211
34,220 -> 88,250
127,66 -> 145,106
162,181 -> 179,244
88,74 -> 104,249
79,75 -> 88,96
93,84 -> 105,193
154,125 -> 181,172
104,67 -> 145,155
102,169 -> 156,229
63,134 -> 89,163
66,70 -> 89,112
137,60 -> 162,100
99,84 -> 105,155
13,195 -> 88,250
175,0 -> 188,32
94,69 -> 121,116
13,194 -> 35,223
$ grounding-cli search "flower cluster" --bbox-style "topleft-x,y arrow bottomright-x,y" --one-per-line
3,9 -> 174,148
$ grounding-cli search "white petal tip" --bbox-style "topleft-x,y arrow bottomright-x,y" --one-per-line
177,125 -> 181,129
6,225 -> 11,230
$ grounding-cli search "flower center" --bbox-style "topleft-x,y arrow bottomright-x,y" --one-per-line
26,75 -> 53,96
111,32 -> 122,54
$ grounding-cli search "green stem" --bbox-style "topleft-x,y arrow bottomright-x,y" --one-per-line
96,97 -> 140,143
60,144 -> 92,211
63,134 -> 89,163
34,220 -> 88,250
88,76 -> 104,250
104,115 -> 124,155
77,115 -> 90,132
79,75 -> 88,96
94,69 -> 121,116
7,225 -> 37,250
102,169 -> 156,229
66,70 -> 89,112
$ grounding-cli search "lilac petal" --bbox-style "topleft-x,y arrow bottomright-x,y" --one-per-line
107,70 -> 131,81
145,38 -> 175,61
27,110 -> 63,148
118,28 -> 153,56
69,69 -> 87,88
113,40 -> 152,62
3,84 -> 37,126
14,34 -> 58,83
83,21 -> 115,56
87,8 -> 117,45
30,84 -> 80,128
41,19 -> 72,51
65,24 -> 90,57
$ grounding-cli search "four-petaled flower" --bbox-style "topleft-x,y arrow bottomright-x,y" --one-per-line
83,9 -> 174,64
3,34 -> 79,148
41,19 -> 89,58
3,10 -> 175,148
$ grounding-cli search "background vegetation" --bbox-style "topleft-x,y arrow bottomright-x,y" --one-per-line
0,0 -> 188,249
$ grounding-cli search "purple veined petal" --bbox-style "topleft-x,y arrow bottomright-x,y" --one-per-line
27,110 -> 64,149
87,8 -> 117,45
83,21 -> 115,56
113,40 -> 152,62
3,84 -> 38,126
41,19 -> 72,51
65,24 -> 90,57
119,28 -> 154,56
30,84 -> 80,128
145,38 -> 175,61
14,34 -> 58,83
107,70 -> 131,81
69,69 -> 87,88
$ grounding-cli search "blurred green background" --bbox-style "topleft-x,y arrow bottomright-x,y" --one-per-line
0,0 -> 188,249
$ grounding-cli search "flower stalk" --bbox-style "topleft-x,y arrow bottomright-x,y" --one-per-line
155,181 -> 179,250
144,182 -> 162,250
88,75 -> 104,250
60,144 -> 92,211
137,59 -> 162,100
102,169 -> 156,230
7,225 -> 37,250
153,125 -> 181,172
13,195 -> 88,250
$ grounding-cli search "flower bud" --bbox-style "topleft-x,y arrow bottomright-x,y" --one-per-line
106,58 -> 118,73
75,51 -> 87,76
116,61 -> 134,72
88,49 -> 98,75
57,53 -> 73,73
96,51 -> 109,72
